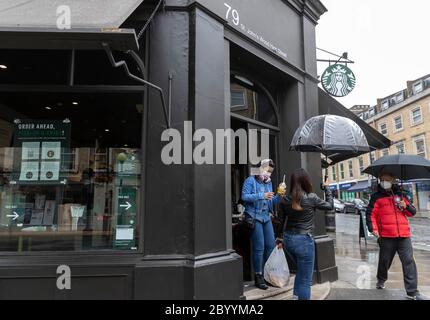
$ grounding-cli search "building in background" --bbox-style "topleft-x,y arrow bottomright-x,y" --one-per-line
327,74 -> 430,212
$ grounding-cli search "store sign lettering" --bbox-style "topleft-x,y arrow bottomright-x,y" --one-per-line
223,2 -> 287,60
18,123 -> 55,130
197,0 -> 292,62
224,3 -> 240,26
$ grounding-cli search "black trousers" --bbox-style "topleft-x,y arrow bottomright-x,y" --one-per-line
377,237 -> 418,295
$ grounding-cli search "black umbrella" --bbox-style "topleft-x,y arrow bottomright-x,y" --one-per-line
363,154 -> 430,181
290,115 -> 371,163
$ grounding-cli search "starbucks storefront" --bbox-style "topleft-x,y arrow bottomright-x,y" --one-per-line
0,0 -> 334,299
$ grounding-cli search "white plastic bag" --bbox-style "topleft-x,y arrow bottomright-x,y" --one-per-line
264,247 -> 290,288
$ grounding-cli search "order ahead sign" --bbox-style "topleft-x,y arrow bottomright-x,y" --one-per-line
12,119 -> 71,185
197,0 -> 302,63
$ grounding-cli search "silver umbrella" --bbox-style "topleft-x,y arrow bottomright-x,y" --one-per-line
290,115 -> 371,158
290,115 -> 372,183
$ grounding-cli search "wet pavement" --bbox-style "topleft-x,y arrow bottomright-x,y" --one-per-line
329,213 -> 430,300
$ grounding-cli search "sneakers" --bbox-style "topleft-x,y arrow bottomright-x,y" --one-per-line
254,274 -> 268,290
376,281 -> 386,289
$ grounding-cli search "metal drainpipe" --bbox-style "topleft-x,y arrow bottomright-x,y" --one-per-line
102,42 -> 171,128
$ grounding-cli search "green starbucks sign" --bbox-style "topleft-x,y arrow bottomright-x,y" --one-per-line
321,64 -> 356,97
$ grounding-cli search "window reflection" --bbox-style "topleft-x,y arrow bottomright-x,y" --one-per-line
230,75 -> 278,127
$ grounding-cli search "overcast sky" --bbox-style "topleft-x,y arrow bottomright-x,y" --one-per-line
316,0 -> 430,109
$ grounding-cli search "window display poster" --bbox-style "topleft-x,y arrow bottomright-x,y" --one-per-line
114,226 -> 135,250
41,141 -> 61,160
115,150 -> 140,176
30,209 -> 44,225
22,142 -> 40,160
19,161 -> 39,181
114,187 -> 137,250
12,119 -> 71,185
116,227 -> 134,240
40,161 -> 60,181
42,200 -> 56,225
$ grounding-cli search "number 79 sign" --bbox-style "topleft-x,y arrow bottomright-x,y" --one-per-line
224,3 -> 240,26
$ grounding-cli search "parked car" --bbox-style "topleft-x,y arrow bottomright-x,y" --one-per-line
343,200 -> 357,214
333,198 -> 345,213
344,198 -> 368,215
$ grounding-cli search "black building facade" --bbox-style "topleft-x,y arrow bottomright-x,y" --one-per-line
0,0 -> 337,299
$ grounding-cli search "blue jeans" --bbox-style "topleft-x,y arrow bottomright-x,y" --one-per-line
283,233 -> 315,300
250,220 -> 275,274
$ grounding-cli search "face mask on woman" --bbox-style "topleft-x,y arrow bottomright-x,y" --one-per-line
260,171 -> 272,183
380,180 -> 392,190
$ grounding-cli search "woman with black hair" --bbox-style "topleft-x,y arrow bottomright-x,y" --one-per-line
278,169 -> 333,300
241,159 -> 285,290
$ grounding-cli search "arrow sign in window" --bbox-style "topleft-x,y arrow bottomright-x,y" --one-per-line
7,212 -> 19,220
119,201 -> 132,211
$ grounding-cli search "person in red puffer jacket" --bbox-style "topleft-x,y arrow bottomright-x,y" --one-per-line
366,172 -> 427,300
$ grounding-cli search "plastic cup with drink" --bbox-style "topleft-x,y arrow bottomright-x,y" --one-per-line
277,174 -> 287,196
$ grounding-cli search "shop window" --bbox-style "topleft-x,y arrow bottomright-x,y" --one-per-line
0,49 -> 139,86
230,75 -> 278,127
0,92 -> 142,252
73,51 -> 138,86
0,50 -> 69,85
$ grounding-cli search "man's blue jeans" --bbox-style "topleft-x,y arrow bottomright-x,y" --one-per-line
251,220 -> 275,274
283,233 -> 315,300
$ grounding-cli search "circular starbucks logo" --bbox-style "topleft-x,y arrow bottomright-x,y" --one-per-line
46,171 -> 53,179
26,172 -> 33,179
321,64 -> 356,97
47,150 -> 55,158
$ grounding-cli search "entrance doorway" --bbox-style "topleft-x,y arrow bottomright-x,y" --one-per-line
229,73 -> 281,281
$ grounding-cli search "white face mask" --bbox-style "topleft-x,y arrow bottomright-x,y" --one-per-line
380,181 -> 392,190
